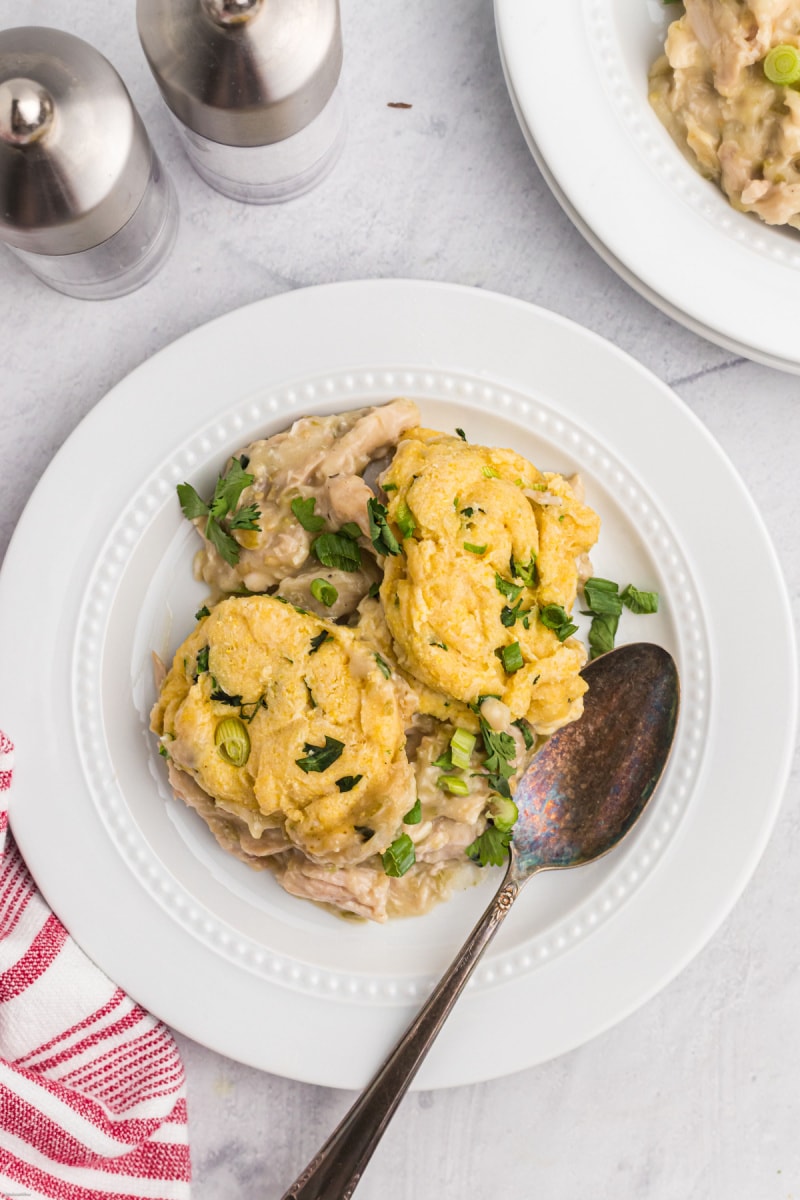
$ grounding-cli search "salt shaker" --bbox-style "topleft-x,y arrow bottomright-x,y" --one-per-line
137,0 -> 345,203
0,27 -> 177,300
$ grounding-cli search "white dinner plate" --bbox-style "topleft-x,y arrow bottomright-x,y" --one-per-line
495,0 -> 800,372
0,280 -> 794,1089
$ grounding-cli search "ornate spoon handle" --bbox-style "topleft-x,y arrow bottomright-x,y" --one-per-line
280,872 -> 521,1200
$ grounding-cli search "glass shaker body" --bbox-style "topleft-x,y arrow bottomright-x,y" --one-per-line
138,0 -> 344,204
173,87 -> 345,204
7,152 -> 178,300
0,28 -> 177,300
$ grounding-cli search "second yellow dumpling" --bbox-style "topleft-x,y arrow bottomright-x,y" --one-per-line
379,429 -> 601,735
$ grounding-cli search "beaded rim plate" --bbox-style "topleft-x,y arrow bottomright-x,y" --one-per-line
495,0 -> 800,372
0,281 -> 794,1088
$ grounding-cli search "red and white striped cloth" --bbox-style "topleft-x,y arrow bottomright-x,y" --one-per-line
0,733 -> 192,1199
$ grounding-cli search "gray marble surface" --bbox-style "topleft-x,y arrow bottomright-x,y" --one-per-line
2,2 -> 799,1198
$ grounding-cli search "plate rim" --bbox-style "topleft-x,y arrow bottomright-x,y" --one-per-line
0,278 -> 795,1088
494,0 -> 800,369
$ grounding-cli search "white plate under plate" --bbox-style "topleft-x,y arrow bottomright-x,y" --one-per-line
0,280 -> 794,1089
495,0 -> 800,372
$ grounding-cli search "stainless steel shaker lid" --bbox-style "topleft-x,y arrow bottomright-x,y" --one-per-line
137,0 -> 342,148
0,27 -> 153,256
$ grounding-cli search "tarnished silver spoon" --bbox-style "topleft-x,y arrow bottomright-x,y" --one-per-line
281,642 -> 679,1200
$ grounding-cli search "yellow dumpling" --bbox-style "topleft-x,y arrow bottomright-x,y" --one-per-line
150,595 -> 417,866
378,430 -> 600,734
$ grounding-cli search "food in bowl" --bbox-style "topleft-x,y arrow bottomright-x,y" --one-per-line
151,399 -> 603,921
649,0 -> 800,228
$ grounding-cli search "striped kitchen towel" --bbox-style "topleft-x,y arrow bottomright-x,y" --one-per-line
0,732 -> 191,1199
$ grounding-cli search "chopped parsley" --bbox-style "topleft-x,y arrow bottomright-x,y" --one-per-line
311,531 -> 362,572
512,717 -> 535,750
195,605 -> 210,621
495,574 -> 523,604
367,582 -> 381,599
177,456 -> 261,567
539,604 -> 578,642
367,498 -> 402,557
455,427 -> 467,441
210,684 -> 243,706
382,833 -> 416,877
374,653 -> 392,678
510,554 -> 537,588
195,646 -> 209,675
295,736 -> 345,773
355,825 -> 375,841
336,775 -> 363,792
309,629 -> 332,654
240,694 -> 267,722
290,496 -> 325,532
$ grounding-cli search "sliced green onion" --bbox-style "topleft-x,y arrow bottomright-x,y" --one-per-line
437,775 -> 470,796
374,653 -> 392,678
583,577 -> 622,616
488,796 -> 519,833
482,466 -> 500,479
450,727 -> 477,770
395,500 -> 416,539
338,522 -> 362,541
196,646 -> 209,675
403,797 -> 422,824
764,44 -> 800,85
497,641 -> 524,674
215,716 -> 251,766
621,584 -> 659,614
382,833 -> 416,877
464,542 -> 488,555
310,578 -> 338,607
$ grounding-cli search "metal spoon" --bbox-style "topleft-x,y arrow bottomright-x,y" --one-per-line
281,641 -> 679,1200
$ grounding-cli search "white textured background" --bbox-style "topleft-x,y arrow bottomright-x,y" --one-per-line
1,2 -> 799,1197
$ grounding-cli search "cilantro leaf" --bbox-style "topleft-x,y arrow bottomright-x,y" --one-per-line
205,518 -> 242,566
177,483 -> 210,520
291,496 -> 326,532
228,503 -> 261,532
312,532 -> 362,572
466,823 -> 512,868
209,456 -> 254,520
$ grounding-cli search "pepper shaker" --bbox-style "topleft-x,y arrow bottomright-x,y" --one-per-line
137,0 -> 345,203
0,27 -> 178,300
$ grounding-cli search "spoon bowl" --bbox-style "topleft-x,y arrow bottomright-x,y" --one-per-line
282,642 -> 680,1200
